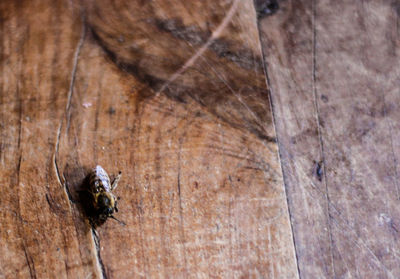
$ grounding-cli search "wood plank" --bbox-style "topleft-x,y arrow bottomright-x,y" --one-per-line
259,0 -> 400,278
0,1 -> 100,278
1,0 -> 298,277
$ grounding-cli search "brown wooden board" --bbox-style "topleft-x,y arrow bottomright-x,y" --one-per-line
259,0 -> 400,278
1,0 -> 298,278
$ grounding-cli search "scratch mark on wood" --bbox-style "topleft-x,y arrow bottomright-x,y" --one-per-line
93,70 -> 104,164
154,130 -> 168,277
330,213 -> 396,279
389,219 -> 399,234
155,0 -> 241,96
382,93 -> 400,200
334,243 -> 355,278
199,55 -> 275,147
295,161 -> 396,277
17,93 -> 22,149
227,175 -> 234,278
311,0 -> 336,277
14,77 -> 37,278
130,105 -> 150,276
177,136 -> 188,276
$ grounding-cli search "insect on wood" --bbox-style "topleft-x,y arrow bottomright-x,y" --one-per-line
88,165 -> 124,225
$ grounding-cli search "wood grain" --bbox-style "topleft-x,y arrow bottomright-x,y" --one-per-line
1,0 -> 298,278
0,1 -> 99,278
84,0 -> 278,142
259,0 -> 400,278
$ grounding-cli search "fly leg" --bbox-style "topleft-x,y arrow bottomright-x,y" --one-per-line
111,171 -> 122,191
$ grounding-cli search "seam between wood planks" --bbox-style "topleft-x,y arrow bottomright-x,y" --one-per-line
252,4 -> 301,279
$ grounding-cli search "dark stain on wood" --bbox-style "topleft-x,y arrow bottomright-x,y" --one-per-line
254,0 -> 280,18
107,107 -> 116,115
86,0 -> 275,143
155,18 -> 210,45
313,160 -> 324,182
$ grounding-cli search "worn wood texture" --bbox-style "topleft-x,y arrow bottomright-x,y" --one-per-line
259,0 -> 400,278
1,0 -> 298,278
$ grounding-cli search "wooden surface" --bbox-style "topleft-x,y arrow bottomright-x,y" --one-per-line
259,0 -> 400,278
0,0 -> 399,278
1,0 -> 296,278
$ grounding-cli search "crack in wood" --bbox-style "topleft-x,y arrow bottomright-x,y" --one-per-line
53,19 -> 86,206
65,20 -> 86,135
91,229 -> 108,279
22,244 -> 37,279
49,15 -> 112,279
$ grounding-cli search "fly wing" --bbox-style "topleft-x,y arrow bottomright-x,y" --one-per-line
94,165 -> 112,192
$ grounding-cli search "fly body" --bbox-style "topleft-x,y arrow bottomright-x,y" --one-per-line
88,165 -> 122,224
